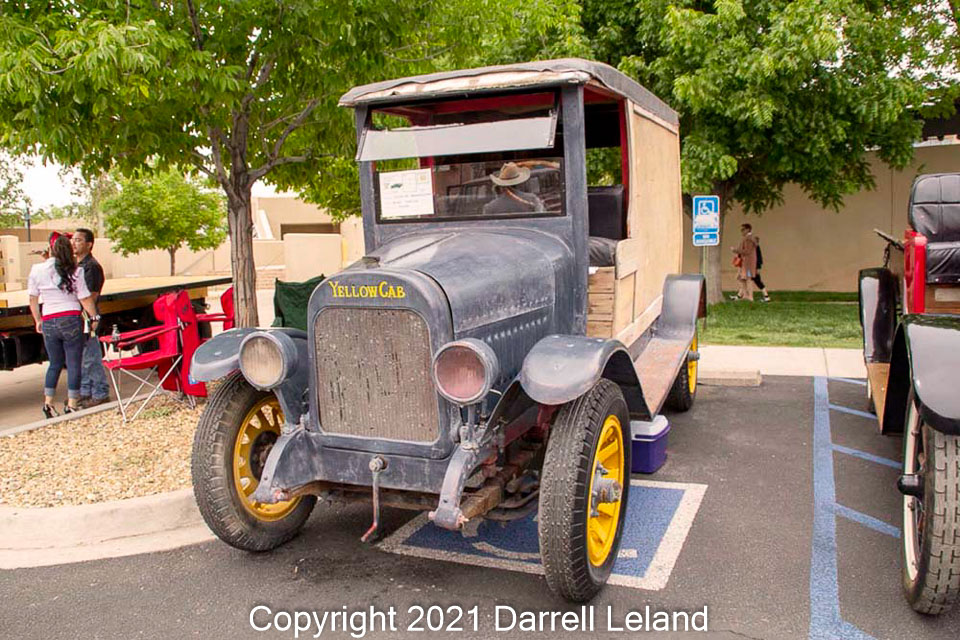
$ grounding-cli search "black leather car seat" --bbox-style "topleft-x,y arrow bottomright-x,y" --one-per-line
909,173 -> 960,284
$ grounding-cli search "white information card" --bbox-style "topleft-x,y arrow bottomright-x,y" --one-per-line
379,169 -> 435,219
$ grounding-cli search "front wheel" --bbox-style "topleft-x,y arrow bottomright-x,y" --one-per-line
901,396 -> 960,615
539,379 -> 631,602
192,372 -> 316,551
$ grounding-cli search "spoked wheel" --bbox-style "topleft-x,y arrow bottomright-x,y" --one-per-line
666,332 -> 698,412
192,372 -> 316,551
901,395 -> 960,615
539,379 -> 631,602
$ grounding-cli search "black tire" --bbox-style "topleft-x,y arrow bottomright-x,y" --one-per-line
539,379 -> 631,602
665,334 -> 698,412
901,396 -> 960,615
867,382 -> 876,415
192,372 -> 316,551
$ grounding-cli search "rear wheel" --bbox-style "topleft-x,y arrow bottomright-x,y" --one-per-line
192,372 -> 316,551
539,379 -> 631,602
901,396 -> 960,615
665,333 -> 698,412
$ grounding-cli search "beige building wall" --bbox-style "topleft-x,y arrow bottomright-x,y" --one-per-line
283,234 -> 343,282
252,196 -> 337,239
681,143 -> 960,291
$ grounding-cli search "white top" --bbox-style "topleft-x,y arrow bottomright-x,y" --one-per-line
27,258 -> 91,316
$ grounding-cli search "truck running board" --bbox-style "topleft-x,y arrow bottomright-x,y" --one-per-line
632,336 -> 690,416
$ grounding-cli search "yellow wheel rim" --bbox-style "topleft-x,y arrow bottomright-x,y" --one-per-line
688,334 -> 698,395
586,414 -> 625,567
232,396 -> 301,521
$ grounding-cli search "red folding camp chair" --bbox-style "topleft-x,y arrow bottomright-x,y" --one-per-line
197,286 -> 235,333
100,290 -> 206,422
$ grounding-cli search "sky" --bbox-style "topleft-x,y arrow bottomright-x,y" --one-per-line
19,155 -> 284,212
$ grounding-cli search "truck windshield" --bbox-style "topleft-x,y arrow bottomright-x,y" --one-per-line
367,97 -> 565,222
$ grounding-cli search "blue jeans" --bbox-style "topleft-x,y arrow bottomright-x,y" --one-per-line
42,315 -> 85,399
81,335 -> 110,400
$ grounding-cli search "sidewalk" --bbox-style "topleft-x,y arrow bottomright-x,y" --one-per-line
699,344 -> 865,379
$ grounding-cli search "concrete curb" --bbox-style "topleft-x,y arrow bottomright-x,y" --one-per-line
0,488 -> 211,568
699,369 -> 763,387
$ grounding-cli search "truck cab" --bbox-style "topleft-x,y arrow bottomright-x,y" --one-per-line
190,58 -> 704,602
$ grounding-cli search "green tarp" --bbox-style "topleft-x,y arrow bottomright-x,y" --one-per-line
271,274 -> 325,331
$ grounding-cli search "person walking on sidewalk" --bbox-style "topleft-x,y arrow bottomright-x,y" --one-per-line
28,234 -> 101,418
751,231 -> 772,302
730,223 -> 757,301
72,228 -> 110,407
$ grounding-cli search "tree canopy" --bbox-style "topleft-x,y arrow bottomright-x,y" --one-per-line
0,0 -> 584,325
582,0 -> 958,301
103,168 -> 227,276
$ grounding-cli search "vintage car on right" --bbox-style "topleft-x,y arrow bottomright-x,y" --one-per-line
858,172 -> 960,615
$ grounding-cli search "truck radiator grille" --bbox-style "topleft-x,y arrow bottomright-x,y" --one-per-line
313,307 -> 439,442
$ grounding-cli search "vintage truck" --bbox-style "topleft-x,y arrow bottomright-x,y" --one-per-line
858,172 -> 960,615
190,58 -> 704,601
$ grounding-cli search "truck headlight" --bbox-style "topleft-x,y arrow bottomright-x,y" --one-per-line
239,332 -> 298,390
432,339 -> 499,406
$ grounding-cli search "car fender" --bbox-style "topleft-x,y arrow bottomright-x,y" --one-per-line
190,327 -> 311,425
657,274 -> 706,341
519,335 -> 650,418
883,316 -> 960,436
858,267 -> 897,363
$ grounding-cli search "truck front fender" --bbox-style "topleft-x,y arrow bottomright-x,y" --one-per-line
858,267 -> 898,363
904,315 -> 960,435
519,335 -> 649,418
190,327 -> 311,426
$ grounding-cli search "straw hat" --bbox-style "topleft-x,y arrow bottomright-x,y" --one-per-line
489,162 -> 531,187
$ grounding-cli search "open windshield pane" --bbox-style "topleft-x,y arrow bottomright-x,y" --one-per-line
376,157 -> 564,221
359,116 -> 556,162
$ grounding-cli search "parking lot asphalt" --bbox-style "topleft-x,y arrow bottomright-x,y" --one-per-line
2,377 -> 958,639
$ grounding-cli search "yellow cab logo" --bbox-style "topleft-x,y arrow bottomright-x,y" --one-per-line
327,280 -> 406,299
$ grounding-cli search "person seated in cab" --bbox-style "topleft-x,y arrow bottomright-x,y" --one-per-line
483,162 -> 546,215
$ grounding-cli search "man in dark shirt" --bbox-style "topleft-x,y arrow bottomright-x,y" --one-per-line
72,228 -> 109,407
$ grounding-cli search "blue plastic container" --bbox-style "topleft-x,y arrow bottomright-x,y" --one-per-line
630,417 -> 670,474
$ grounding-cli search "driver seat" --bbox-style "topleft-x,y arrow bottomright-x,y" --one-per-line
909,173 -> 960,284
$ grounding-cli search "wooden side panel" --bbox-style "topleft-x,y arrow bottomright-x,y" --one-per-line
926,285 -> 960,314
587,268 -> 635,338
626,101 -> 682,316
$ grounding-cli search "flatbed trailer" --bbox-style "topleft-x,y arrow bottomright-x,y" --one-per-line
0,275 -> 232,370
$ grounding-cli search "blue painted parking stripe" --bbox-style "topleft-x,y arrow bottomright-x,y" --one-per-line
829,403 -> 876,421
835,503 -> 901,539
832,444 -> 900,469
830,377 -> 867,387
379,479 -> 706,591
810,376 -> 876,640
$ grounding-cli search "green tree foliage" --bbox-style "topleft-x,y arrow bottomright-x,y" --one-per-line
0,0 -> 584,325
103,169 -> 227,276
0,151 -> 30,227
582,0 -> 957,301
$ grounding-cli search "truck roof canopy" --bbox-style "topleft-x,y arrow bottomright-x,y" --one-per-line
339,58 -> 678,128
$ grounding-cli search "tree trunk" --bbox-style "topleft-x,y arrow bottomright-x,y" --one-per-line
703,181 -> 735,305
227,190 -> 259,328
168,247 -> 176,276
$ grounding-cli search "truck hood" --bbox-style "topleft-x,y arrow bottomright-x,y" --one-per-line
361,229 -> 570,333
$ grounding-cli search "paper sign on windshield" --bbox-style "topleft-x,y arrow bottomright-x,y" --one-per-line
379,169 -> 435,219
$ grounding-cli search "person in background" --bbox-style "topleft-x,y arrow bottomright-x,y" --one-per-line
751,230 -> 772,302
72,228 -> 110,407
28,234 -> 101,418
730,223 -> 758,301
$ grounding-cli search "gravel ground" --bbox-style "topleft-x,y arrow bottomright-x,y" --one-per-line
0,397 -> 206,508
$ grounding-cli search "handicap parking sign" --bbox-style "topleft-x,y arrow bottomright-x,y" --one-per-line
692,196 -> 720,247
379,479 -> 706,591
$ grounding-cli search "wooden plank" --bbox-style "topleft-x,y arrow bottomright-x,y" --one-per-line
614,238 -> 642,277
615,295 -> 662,349
613,272 -> 635,333
588,267 -> 615,293
588,292 -> 614,318
926,285 -> 960,314
587,319 -> 613,338
867,362 -> 890,432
